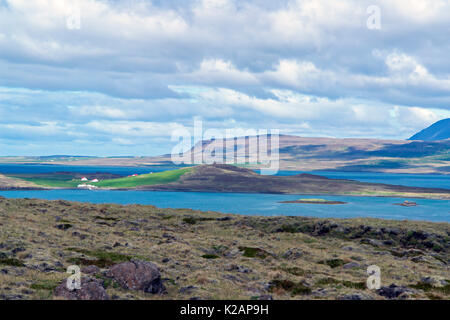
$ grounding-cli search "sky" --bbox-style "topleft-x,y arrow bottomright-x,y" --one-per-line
1,0 -> 450,156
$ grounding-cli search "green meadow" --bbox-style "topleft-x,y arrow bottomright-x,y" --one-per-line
95,167 -> 192,188
10,173 -> 81,188
9,167 -> 192,189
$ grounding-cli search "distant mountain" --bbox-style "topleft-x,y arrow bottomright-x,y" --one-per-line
409,118 -> 450,141
7,135 -> 448,174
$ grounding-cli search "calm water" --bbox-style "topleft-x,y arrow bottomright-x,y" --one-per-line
0,189 -> 449,223
0,163 -> 448,189
0,164 -> 182,176
276,170 -> 450,190
0,164 -> 448,222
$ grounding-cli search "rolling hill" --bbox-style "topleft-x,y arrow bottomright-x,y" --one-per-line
137,164 -> 450,199
1,135 -> 449,174
4,164 -> 450,199
409,118 -> 450,141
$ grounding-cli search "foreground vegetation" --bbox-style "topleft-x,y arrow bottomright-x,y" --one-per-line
0,196 -> 448,300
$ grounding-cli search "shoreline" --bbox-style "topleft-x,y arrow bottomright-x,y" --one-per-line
1,189 -> 449,224
0,161 -> 449,175
1,186 -> 450,201
1,164 -> 449,201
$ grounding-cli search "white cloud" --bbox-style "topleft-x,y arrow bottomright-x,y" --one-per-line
85,120 -> 187,137
191,59 -> 258,85
69,106 -> 128,119
264,59 -> 331,89
1,0 -> 450,154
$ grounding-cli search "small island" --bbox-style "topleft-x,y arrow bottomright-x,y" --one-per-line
279,198 -> 347,205
393,200 -> 418,207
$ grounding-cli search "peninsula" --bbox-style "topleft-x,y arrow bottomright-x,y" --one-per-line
2,164 -> 450,200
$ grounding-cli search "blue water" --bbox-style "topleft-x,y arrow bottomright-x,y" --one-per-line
0,189 -> 449,223
276,170 -> 450,190
0,164 -> 182,176
1,163 -> 448,189
0,164 -> 448,222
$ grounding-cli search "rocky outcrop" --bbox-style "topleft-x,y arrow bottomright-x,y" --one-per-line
53,260 -> 166,299
281,248 -> 303,260
105,259 -> 166,294
376,284 -> 412,299
53,277 -> 109,300
81,265 -> 100,275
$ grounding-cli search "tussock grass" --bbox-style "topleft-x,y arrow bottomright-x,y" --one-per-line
0,197 -> 448,300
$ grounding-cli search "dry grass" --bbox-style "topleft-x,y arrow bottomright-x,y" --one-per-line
0,196 -> 448,300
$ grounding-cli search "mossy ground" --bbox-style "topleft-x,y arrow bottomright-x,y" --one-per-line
0,196 -> 448,300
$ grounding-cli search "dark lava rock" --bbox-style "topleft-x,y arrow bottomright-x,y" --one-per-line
420,276 -> 448,287
406,231 -> 430,241
282,248 -> 303,260
225,264 -> 252,273
106,259 -> 166,294
179,285 -> 197,294
217,217 -> 232,221
55,224 -> 72,231
162,233 -> 177,241
53,277 -> 109,300
38,262 -> 56,273
316,222 -> 338,235
12,247 -> 26,255
81,265 -> 100,275
360,238 -> 384,247
338,293 -> 372,300
343,262 -> 360,269
377,284 -> 411,299
0,294 -> 24,300
72,232 -> 87,240
21,289 -> 33,295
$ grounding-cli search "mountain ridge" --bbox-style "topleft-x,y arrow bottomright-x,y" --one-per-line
409,118 -> 450,141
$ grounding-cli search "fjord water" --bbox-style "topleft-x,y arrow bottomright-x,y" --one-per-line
0,190 -> 449,223
0,164 -> 448,222
0,164 -> 180,175
276,170 -> 450,189
1,163 -> 448,189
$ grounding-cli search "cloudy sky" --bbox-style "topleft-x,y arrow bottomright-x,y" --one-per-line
1,0 -> 450,156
